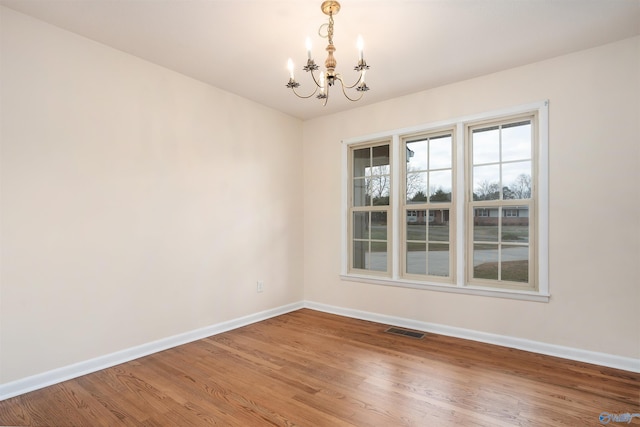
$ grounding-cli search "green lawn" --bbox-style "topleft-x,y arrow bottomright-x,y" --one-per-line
474,260 -> 528,282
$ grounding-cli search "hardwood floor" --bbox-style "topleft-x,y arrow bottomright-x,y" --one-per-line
1,309 -> 638,426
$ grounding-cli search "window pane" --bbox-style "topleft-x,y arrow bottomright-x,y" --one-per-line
502,206 -> 529,243
429,135 -> 452,169
407,172 -> 427,203
353,241 -> 388,272
503,162 -> 532,200
473,164 -> 500,200
429,170 -> 452,202
353,241 -> 368,269
502,245 -> 529,283
428,209 -> 449,241
372,145 -> 390,175
473,126 -> 500,165
353,212 -> 369,239
372,165 -> 390,178
406,242 -> 426,275
474,209 -> 499,241
371,211 -> 387,240
502,121 -> 531,162
353,147 -> 370,178
406,210 -> 426,241
474,243 -> 499,280
353,177 -> 369,207
370,242 -> 387,271
370,175 -> 390,206
428,243 -> 449,277
406,139 -> 427,171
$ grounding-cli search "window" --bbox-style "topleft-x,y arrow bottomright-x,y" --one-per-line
403,131 -> 454,281
342,101 -> 549,301
349,142 -> 391,274
468,119 -> 534,289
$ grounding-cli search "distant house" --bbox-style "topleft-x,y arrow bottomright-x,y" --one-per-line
474,207 -> 528,226
407,209 -> 449,225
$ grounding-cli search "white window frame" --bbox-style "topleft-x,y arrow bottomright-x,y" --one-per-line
341,101 -> 549,302
347,140 -> 393,276
401,128 -> 456,283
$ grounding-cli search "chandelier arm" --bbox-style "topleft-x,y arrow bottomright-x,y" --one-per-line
309,69 -> 322,88
336,72 -> 364,90
335,76 -> 365,102
291,85 -> 319,99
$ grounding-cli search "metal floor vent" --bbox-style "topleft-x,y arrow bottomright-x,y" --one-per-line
385,327 -> 425,339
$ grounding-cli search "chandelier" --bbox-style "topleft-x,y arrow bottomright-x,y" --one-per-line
286,1 -> 370,105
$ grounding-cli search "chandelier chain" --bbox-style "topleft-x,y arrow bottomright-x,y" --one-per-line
327,13 -> 334,46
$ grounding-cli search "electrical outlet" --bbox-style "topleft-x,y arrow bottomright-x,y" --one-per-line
257,281 -> 264,293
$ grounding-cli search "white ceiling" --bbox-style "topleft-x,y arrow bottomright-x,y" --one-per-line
2,0 -> 639,120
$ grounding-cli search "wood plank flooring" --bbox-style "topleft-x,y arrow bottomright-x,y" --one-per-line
0,309 -> 638,426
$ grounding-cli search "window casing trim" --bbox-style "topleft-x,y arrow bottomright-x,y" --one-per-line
341,101 -> 549,301
339,273 -> 550,302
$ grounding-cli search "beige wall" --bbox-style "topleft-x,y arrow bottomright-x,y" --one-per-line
0,7 -> 303,383
303,36 -> 640,359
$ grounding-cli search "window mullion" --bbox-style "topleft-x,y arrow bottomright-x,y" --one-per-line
456,122 -> 465,287
391,134 -> 401,280
497,206 -> 502,281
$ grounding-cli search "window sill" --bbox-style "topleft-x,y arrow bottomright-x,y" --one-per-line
340,274 -> 550,303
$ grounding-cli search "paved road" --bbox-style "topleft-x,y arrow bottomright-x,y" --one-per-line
363,246 -> 527,275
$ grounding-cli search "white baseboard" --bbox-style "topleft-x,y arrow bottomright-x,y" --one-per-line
0,301 -> 304,401
303,301 -> 640,373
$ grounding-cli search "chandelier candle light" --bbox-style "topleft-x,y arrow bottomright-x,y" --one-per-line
286,1 -> 370,105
